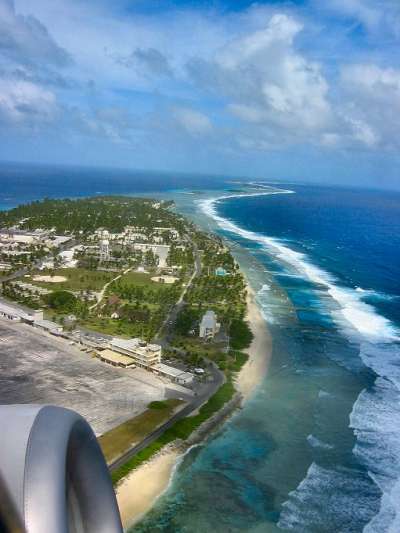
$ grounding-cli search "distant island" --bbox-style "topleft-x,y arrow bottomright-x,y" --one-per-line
0,195 -> 268,527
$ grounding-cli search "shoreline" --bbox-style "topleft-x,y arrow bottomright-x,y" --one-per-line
115,280 -> 272,530
236,284 -> 272,399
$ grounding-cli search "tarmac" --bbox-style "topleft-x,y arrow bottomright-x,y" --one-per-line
0,318 -> 189,435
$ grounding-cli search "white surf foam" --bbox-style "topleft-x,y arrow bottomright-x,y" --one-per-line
258,283 -> 271,294
199,189 -> 400,531
307,434 -> 334,450
356,287 -> 398,302
278,462 -> 379,531
199,193 -> 399,343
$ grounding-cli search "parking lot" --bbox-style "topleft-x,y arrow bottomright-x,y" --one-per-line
0,319 -> 182,435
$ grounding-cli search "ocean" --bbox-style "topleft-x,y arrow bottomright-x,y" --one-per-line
0,163 -> 399,532
134,184 -> 400,532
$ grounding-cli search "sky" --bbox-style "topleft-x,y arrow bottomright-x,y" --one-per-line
0,0 -> 399,189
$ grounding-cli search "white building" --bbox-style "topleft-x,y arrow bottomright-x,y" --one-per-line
108,337 -> 162,368
0,229 -> 49,244
0,302 -> 28,322
99,239 -> 110,262
199,310 -> 220,340
151,363 -> 194,386
0,302 -> 62,337
153,227 -> 180,239
33,319 -> 63,336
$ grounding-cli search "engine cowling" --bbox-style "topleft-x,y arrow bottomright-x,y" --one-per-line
0,404 -> 123,533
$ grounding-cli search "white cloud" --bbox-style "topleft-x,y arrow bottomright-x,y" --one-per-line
324,0 -> 381,30
173,108 -> 212,136
339,63 -> 400,148
4,0 -> 400,157
341,63 -> 400,92
189,13 -> 332,147
312,0 -> 400,37
0,0 -> 70,67
0,78 -> 56,124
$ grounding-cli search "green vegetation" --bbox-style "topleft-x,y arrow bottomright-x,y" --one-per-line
0,195 -> 252,488
1,282 -> 41,309
45,290 -> 77,312
172,308 -> 200,336
97,272 -> 181,340
166,244 -> 193,269
99,399 -> 182,463
229,318 -> 254,350
0,196 -> 183,235
29,268 -> 115,291
185,232 -> 246,323
167,228 -> 249,373
148,400 -> 170,409
0,196 -> 194,339
111,381 -> 236,485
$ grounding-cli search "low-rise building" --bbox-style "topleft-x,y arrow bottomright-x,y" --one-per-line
199,310 -> 220,339
97,349 -> 136,369
109,337 -> 162,368
33,319 -> 63,336
78,332 -> 110,350
0,229 -> 49,244
0,301 -> 27,321
151,363 -> 194,386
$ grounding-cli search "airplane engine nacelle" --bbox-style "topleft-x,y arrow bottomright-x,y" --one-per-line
0,405 -> 123,533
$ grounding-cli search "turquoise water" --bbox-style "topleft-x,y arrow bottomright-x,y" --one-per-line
131,185 -> 400,532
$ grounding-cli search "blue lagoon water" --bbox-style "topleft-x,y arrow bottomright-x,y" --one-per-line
0,163 -> 399,532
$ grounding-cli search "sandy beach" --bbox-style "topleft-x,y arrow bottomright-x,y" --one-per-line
116,280 -> 272,531
116,445 -> 181,530
236,285 -> 272,399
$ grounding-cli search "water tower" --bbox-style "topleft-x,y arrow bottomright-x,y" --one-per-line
99,239 -> 110,262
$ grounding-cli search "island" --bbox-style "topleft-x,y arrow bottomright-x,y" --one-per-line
0,195 -> 270,527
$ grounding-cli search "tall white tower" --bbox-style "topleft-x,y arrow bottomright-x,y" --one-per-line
100,239 -> 110,262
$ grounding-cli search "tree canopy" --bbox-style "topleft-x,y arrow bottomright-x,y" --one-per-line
45,290 -> 77,311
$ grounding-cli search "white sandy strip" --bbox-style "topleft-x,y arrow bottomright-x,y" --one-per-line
32,275 -> 67,283
236,283 -> 272,399
116,446 -> 180,530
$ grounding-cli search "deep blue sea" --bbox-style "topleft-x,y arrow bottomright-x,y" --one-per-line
0,163 -> 399,532
135,184 -> 400,532
0,161 -> 226,210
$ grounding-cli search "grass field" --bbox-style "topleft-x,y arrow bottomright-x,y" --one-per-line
117,271 -> 157,286
79,316 -> 144,338
111,381 -> 236,485
99,399 -> 183,463
28,268 -> 115,291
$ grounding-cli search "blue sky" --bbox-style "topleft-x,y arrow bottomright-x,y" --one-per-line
0,0 -> 399,188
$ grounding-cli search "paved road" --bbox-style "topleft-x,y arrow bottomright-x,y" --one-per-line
109,361 -> 223,473
155,236 -> 201,347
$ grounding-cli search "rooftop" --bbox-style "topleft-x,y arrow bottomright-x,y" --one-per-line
110,337 -> 161,352
34,319 -> 62,332
201,310 -> 217,328
98,349 -> 136,366
151,363 -> 194,381
0,301 -> 30,321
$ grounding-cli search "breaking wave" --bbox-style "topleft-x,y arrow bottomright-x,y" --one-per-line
199,190 -> 400,532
